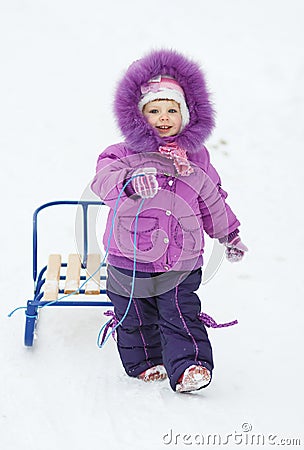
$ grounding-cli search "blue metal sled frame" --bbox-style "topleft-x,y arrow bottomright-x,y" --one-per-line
24,200 -> 112,347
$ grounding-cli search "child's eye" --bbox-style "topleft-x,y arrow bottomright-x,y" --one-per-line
149,109 -> 159,114
168,109 -> 178,113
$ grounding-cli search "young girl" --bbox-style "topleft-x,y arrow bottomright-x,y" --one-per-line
91,49 -> 247,393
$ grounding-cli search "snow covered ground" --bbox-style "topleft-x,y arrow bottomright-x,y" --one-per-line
1,1 -> 304,449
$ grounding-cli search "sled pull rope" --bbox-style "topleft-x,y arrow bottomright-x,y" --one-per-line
7,174 -> 147,319
97,197 -> 145,348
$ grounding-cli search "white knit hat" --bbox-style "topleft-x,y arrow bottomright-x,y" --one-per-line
138,75 -> 190,130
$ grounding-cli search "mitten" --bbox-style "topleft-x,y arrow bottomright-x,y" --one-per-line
225,235 -> 248,262
131,167 -> 159,199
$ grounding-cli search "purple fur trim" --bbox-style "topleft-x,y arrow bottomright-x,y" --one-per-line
114,49 -> 215,155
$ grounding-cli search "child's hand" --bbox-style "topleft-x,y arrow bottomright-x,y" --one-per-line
131,167 -> 159,199
225,236 -> 248,262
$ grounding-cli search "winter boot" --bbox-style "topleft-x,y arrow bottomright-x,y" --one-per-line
138,364 -> 167,382
176,365 -> 211,392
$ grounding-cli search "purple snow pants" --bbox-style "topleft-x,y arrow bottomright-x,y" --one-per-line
106,265 -> 214,391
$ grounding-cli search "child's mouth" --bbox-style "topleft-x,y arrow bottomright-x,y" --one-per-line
156,125 -> 172,132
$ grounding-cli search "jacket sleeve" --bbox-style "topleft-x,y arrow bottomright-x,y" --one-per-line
91,143 -> 136,209
197,148 -> 240,240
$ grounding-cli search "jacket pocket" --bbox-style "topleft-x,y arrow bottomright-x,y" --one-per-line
174,215 -> 203,253
117,216 -> 160,253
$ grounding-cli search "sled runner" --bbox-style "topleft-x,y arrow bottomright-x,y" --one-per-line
24,200 -> 111,347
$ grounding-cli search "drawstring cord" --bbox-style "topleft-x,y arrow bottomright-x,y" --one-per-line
198,312 -> 238,328
99,310 -> 119,345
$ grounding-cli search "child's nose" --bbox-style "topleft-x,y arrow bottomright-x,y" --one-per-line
160,113 -> 169,121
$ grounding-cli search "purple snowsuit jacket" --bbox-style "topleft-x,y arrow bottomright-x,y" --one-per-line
91,50 -> 240,272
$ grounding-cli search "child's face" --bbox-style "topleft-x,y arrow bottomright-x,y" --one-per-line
142,100 -> 182,137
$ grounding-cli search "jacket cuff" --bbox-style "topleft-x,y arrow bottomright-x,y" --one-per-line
123,171 -> 137,198
218,229 -> 239,244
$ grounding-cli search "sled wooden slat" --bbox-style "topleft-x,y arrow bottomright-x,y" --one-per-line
64,254 -> 81,294
43,254 -> 62,300
85,253 -> 101,295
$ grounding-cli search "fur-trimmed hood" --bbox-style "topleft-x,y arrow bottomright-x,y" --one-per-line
114,49 -> 215,155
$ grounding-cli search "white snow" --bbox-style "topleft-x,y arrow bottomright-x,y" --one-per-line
1,0 -> 304,449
